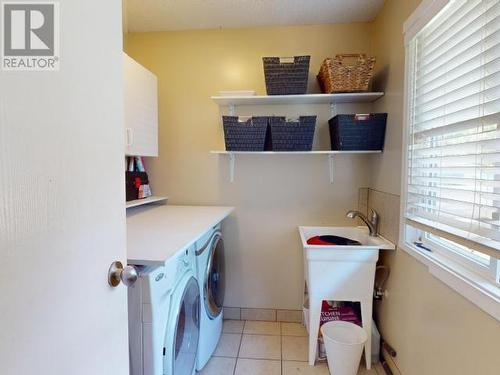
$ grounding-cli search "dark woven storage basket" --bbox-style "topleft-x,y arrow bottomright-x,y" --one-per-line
268,116 -> 317,151
223,116 -> 269,151
329,113 -> 387,151
263,56 -> 310,95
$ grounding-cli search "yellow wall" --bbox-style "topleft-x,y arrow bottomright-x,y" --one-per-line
370,0 -> 419,195
125,12 -> 500,373
125,24 -> 375,309
370,1 -> 500,374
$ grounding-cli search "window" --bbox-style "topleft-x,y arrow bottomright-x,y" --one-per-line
402,0 -> 500,286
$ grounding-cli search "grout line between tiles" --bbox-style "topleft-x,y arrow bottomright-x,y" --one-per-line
211,355 -> 239,360
232,323 -> 245,375
280,336 -> 283,374
241,332 -> 282,336
242,320 -> 282,336
280,322 -> 284,375
237,355 -> 282,361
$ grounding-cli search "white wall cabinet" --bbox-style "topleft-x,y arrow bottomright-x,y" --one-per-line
123,53 -> 158,156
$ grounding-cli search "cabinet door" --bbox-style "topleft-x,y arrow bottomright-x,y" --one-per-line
123,53 -> 158,156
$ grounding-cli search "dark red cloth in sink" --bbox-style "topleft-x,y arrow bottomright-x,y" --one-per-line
307,235 -> 362,246
307,236 -> 338,245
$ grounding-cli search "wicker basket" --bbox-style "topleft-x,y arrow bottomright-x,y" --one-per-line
268,116 -> 317,151
329,113 -> 387,151
263,56 -> 310,95
317,54 -> 376,93
223,116 -> 269,151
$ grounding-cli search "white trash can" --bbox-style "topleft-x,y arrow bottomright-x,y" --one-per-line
321,321 -> 367,375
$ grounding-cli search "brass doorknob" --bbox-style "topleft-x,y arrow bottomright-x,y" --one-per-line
108,261 -> 138,287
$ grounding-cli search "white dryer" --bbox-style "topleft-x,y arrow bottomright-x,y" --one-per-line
195,226 -> 226,370
128,245 -> 200,375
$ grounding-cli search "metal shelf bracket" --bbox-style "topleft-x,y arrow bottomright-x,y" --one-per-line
229,153 -> 236,183
330,103 -> 337,118
328,154 -> 334,183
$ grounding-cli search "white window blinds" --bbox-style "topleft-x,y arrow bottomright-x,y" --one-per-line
405,0 -> 500,254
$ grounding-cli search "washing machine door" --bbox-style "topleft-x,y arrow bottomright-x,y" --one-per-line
164,276 -> 200,375
204,234 -> 225,319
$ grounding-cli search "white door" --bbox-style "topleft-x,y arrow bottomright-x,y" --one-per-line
0,1 -> 129,374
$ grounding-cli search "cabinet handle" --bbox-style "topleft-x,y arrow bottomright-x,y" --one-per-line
125,128 -> 133,146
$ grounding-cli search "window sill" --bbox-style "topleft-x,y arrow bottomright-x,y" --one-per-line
398,242 -> 500,322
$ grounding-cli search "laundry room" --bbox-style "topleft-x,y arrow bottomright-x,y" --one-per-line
1,1 -> 499,375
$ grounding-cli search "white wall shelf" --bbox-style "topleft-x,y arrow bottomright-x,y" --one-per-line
211,92 -> 384,106
126,196 -> 168,209
210,150 -> 381,183
210,150 -> 380,155
212,92 -> 384,116
211,92 -> 384,183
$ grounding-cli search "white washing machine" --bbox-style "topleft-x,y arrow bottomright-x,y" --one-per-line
128,245 -> 200,375
195,226 -> 226,370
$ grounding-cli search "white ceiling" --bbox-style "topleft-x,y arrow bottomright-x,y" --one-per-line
125,0 -> 385,32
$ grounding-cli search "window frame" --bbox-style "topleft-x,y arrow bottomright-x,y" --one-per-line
422,233 -> 497,283
400,0 -> 500,321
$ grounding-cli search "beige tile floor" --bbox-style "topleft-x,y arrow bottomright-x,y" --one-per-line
197,320 -> 386,375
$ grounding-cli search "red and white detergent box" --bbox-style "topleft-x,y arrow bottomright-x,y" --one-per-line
319,301 -> 362,332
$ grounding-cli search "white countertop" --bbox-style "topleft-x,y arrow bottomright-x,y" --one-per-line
126,205 -> 234,266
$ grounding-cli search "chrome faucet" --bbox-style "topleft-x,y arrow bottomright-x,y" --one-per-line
346,209 -> 379,237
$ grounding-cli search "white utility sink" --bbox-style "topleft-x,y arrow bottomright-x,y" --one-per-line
298,226 -> 394,369
299,226 -> 395,255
